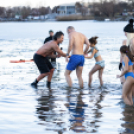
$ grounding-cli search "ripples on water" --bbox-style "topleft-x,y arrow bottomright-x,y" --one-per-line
1,21 -> 134,134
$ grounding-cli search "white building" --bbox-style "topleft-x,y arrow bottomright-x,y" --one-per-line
57,3 -> 76,15
15,14 -> 21,19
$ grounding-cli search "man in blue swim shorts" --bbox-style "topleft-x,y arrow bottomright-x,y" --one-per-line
65,26 -> 90,88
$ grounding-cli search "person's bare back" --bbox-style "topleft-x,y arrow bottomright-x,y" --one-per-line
69,31 -> 88,55
68,31 -> 89,56
65,26 -> 90,88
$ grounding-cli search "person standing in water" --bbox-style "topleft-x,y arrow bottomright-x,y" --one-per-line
31,31 -> 66,89
65,26 -> 90,88
119,19 -> 134,84
44,30 -> 54,44
117,45 -> 134,106
44,30 -> 59,63
85,37 -> 105,88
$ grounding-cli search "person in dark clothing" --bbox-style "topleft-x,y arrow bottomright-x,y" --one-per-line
44,30 -> 54,44
44,30 -> 57,62
31,31 -> 66,89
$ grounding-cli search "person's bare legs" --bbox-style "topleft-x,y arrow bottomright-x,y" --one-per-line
37,72 -> 50,82
47,69 -> 55,82
65,70 -> 73,87
98,67 -> 104,86
89,64 -> 102,87
76,66 -> 83,88
122,77 -> 134,106
31,72 -> 50,88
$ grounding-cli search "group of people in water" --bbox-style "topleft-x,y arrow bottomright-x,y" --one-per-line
117,19 -> 134,106
31,19 -> 134,106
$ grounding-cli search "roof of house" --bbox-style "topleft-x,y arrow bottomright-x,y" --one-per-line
58,3 -> 76,7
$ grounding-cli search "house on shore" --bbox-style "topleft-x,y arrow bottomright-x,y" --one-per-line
57,3 -> 76,15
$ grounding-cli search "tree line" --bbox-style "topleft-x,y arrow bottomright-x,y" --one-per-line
89,0 -> 134,19
0,6 -> 52,19
0,0 -> 133,20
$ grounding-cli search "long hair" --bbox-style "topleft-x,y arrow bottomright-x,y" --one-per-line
89,36 -> 98,45
120,45 -> 133,61
126,32 -> 134,46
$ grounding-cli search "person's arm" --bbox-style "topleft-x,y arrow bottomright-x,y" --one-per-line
122,40 -> 127,46
85,49 -> 95,59
118,56 -> 129,77
87,49 -> 92,53
48,52 -> 57,58
54,45 -> 66,57
84,37 -> 90,54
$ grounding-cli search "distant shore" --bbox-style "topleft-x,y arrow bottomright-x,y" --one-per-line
0,16 -> 132,22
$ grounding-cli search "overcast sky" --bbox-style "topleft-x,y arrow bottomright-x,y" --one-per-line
0,0 -> 90,8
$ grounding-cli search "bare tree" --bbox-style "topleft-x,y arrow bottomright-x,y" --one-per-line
38,7 -> 46,15
6,8 -> 15,18
75,2 -> 83,13
0,7 -> 6,17
21,6 -> 31,19
52,6 -> 59,13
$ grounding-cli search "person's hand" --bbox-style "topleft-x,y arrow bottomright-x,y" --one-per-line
66,56 -> 69,62
84,54 -> 89,59
85,53 -> 88,56
116,75 -> 120,78
57,54 -> 61,58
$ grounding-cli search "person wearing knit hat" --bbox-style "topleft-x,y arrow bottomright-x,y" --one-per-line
119,19 -> 134,86
124,19 -> 134,33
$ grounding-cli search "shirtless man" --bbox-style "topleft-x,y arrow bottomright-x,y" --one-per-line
65,26 -> 90,88
31,31 -> 66,89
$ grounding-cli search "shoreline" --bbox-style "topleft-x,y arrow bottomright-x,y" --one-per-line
0,19 -> 128,23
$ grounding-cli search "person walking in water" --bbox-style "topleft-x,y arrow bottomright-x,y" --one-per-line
85,37 -> 105,88
117,45 -> 134,106
31,31 -> 66,89
65,26 -> 90,88
119,19 -> 134,84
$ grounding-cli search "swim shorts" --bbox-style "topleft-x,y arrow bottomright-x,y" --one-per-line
33,53 -> 54,74
96,60 -> 105,68
66,55 -> 85,71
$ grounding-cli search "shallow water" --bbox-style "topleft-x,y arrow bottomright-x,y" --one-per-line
0,21 -> 134,134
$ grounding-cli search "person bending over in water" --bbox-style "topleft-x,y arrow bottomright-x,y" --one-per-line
31,31 -> 66,89
117,45 -> 134,106
85,37 -> 105,88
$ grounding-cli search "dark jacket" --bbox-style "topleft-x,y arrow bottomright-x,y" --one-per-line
44,36 -> 56,62
44,36 -> 53,44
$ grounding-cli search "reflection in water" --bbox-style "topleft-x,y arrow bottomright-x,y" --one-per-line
121,107 -> 134,133
36,88 -> 67,134
65,89 -> 88,133
36,83 -> 107,133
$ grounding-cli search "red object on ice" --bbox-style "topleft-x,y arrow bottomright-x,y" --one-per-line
10,59 -> 34,63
